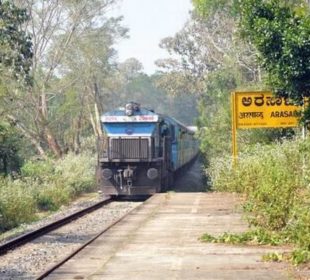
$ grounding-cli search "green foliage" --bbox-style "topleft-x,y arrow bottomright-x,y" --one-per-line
290,248 -> 310,265
286,202 -> 310,250
197,97 -> 231,160
238,0 -> 310,103
21,159 -> 55,181
0,151 -> 97,232
200,233 -> 217,242
0,121 -> 23,175
35,184 -> 71,211
0,1 -> 32,85
55,152 -> 96,196
202,229 -> 310,264
202,229 -> 286,245
207,138 -> 310,264
196,66 -> 263,160
116,73 -> 199,125
192,0 -> 230,17
194,0 -> 310,119
262,252 -> 284,262
79,136 -> 97,154
0,178 -> 36,231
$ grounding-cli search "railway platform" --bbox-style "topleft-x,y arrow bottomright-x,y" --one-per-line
44,192 -> 305,280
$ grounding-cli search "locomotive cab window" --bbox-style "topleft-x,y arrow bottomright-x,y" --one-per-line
160,123 -> 169,136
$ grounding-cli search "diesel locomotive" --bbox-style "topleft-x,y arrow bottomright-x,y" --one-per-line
96,102 -> 199,195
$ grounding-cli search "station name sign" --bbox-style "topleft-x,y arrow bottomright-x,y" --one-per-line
232,91 -> 302,129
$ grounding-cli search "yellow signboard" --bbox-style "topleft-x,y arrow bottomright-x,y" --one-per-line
232,91 -> 302,129
231,91 -> 303,165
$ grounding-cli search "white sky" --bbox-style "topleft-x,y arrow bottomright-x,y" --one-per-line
110,0 -> 193,74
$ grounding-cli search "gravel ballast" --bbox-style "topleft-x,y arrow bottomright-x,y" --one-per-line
0,196 -> 142,280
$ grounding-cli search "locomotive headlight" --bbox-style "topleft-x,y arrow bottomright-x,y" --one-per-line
102,168 -> 113,180
147,168 -> 158,180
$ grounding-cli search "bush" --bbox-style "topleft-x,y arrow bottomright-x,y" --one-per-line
55,152 -> 96,196
0,151 -> 97,232
33,183 -> 71,211
0,178 -> 36,232
21,159 -> 54,181
207,138 -> 310,263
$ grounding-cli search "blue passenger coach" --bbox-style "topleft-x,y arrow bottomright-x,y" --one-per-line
96,102 -> 198,195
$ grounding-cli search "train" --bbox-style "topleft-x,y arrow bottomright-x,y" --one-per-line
96,102 -> 199,195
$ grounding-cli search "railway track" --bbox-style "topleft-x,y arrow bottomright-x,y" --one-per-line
0,196 -> 114,256
36,197 -> 148,279
0,195 -> 144,279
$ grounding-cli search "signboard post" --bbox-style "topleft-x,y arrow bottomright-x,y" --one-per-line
231,93 -> 238,165
231,91 -> 303,165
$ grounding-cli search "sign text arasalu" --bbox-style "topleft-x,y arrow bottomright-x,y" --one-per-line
232,91 -> 302,129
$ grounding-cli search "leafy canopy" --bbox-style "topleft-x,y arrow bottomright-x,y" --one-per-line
193,0 -> 310,104
0,1 -> 32,173
0,1 -> 32,86
238,0 -> 310,103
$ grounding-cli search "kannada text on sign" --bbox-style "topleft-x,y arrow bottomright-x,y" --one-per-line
233,92 -> 302,129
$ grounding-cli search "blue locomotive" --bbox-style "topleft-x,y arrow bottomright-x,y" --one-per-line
96,102 -> 199,195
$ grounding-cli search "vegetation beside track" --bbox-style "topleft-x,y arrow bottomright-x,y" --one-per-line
205,138 -> 310,264
0,151 -> 96,232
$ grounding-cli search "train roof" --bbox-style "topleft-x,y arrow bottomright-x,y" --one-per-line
160,114 -> 195,134
101,102 -> 196,134
101,105 -> 160,123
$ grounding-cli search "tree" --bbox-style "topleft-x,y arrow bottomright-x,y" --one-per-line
51,16 -> 128,152
3,0 -> 125,158
0,1 -> 32,89
237,0 -> 310,103
118,58 -> 143,81
154,7 -> 262,158
0,122 -> 23,175
193,0 -> 310,104
0,1 -> 32,174
185,0 -> 310,158
155,10 -> 260,97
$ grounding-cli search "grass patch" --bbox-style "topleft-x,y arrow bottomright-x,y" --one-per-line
262,252 -> 285,262
201,230 -> 309,264
0,151 -> 96,232
201,229 -> 286,246
206,138 -> 310,265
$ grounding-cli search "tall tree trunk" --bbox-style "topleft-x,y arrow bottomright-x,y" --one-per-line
93,80 -> 103,137
39,86 -> 63,158
89,110 -> 98,137
94,103 -> 102,137
45,126 -> 62,158
73,114 -> 82,154
89,103 -> 102,138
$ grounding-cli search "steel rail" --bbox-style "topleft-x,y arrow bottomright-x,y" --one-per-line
0,196 -> 113,256
36,196 -> 152,280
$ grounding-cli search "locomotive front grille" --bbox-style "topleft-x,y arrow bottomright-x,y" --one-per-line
109,138 -> 149,159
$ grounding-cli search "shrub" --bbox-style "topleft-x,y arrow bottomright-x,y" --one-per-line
35,184 -> 71,211
80,136 -> 97,154
0,179 -> 36,232
0,151 -> 97,232
54,152 -> 96,196
207,138 -> 310,263
21,159 -> 54,181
